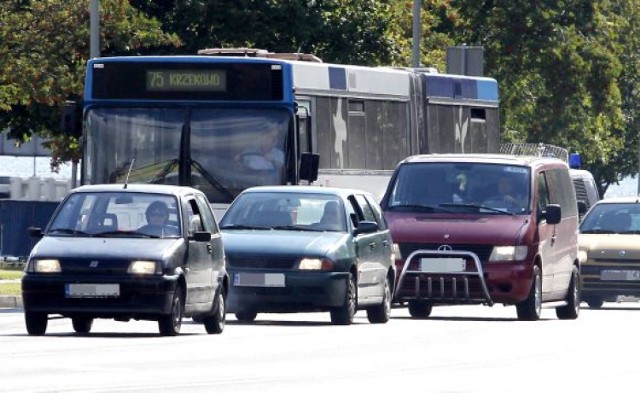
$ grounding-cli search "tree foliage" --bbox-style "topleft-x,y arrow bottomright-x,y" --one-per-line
454,0 -> 639,195
0,0 -> 179,168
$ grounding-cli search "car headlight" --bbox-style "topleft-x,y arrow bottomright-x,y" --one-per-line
489,246 -> 528,262
578,249 -> 588,264
298,258 -> 334,270
28,259 -> 61,273
128,260 -> 160,275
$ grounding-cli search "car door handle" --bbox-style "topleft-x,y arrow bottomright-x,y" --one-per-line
382,240 -> 389,247
207,244 -> 212,253
369,242 -> 376,249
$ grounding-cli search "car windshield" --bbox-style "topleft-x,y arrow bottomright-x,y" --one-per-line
580,203 -> 640,234
221,192 -> 347,232
47,192 -> 181,238
385,162 -> 531,215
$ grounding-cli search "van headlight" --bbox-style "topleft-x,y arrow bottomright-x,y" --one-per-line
128,260 -> 160,275
489,246 -> 528,262
27,259 -> 61,273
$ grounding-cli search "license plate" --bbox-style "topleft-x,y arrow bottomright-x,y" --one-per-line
420,258 -> 466,273
65,283 -> 120,298
233,273 -> 285,287
601,270 -> 640,281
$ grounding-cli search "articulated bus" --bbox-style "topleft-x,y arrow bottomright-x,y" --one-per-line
66,49 -> 499,213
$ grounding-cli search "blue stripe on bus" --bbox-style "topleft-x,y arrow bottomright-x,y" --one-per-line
423,74 -> 498,101
329,67 -> 347,90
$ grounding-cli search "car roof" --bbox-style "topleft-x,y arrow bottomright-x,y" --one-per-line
398,153 -> 567,168
68,183 -> 204,198
240,185 -> 373,199
593,196 -> 640,205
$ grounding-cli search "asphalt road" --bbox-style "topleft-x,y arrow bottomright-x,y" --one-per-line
1,302 -> 639,393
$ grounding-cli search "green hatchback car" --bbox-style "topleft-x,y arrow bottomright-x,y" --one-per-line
220,186 -> 396,325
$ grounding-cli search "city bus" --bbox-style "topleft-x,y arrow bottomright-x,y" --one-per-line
64,49 -> 500,213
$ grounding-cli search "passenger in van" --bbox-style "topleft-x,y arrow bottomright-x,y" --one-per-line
138,201 -> 180,237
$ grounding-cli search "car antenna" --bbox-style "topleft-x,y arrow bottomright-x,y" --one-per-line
124,159 -> 135,189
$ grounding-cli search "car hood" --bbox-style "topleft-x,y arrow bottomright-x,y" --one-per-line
221,230 -> 348,257
30,236 -> 184,260
384,212 -> 529,245
579,234 -> 640,260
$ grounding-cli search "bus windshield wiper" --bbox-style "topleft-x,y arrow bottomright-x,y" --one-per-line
191,160 -> 235,201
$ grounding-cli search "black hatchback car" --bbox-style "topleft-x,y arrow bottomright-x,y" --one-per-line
22,184 -> 228,336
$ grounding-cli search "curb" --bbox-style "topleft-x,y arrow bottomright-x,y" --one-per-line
0,295 -> 23,309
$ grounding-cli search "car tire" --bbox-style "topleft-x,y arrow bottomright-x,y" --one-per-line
516,265 -> 542,321
72,317 -> 94,334
367,276 -> 391,324
408,300 -> 432,319
158,286 -> 183,336
556,266 -> 580,320
25,311 -> 48,336
204,287 -> 226,334
235,311 -> 257,322
586,298 -> 604,309
330,272 -> 357,325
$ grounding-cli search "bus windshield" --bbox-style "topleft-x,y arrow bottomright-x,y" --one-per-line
83,107 -> 290,203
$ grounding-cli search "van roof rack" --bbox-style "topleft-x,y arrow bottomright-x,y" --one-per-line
197,47 -> 323,63
500,143 -> 569,163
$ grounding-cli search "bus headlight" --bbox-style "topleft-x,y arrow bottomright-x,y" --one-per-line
128,260 -> 160,275
489,246 -> 528,262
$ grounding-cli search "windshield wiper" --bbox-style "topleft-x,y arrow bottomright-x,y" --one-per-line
220,224 -> 266,230
191,160 -> 235,201
48,228 -> 92,236
271,225 -> 307,231
580,229 -> 616,234
386,204 -> 453,213
440,202 -> 516,216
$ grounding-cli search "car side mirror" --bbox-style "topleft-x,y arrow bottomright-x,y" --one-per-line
190,231 -> 212,242
543,204 -> 562,225
354,221 -> 378,236
27,227 -> 44,238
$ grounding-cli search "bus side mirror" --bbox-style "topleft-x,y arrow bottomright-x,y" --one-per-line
61,101 -> 82,138
299,153 -> 319,183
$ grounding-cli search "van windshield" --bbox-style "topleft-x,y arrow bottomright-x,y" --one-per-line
384,162 -> 531,215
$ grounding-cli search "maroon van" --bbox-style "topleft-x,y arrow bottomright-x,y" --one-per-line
380,154 -> 580,321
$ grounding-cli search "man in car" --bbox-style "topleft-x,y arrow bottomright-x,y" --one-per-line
138,201 -> 180,237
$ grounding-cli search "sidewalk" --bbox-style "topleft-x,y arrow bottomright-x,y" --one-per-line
0,278 -> 23,309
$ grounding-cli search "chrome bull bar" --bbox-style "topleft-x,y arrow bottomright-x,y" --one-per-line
395,249 -> 493,306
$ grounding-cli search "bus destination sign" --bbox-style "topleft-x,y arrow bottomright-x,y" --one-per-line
146,69 -> 227,92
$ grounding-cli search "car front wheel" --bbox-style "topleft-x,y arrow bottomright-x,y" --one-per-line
367,277 -> 391,324
330,272 -> 357,325
25,311 -> 48,336
158,286 -> 183,336
204,287 -> 226,334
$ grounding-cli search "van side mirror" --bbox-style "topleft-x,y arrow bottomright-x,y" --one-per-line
354,221 -> 378,236
543,204 -> 561,225
299,153 -> 319,183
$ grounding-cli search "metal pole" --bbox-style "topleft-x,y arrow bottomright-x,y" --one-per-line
90,0 -> 100,58
412,0 -> 421,68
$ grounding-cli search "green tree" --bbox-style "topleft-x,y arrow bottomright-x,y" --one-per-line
129,0 -> 399,65
0,0 -> 179,169
455,0 -> 638,196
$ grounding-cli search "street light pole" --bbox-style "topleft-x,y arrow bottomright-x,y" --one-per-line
90,0 -> 100,58
412,0 -> 421,68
